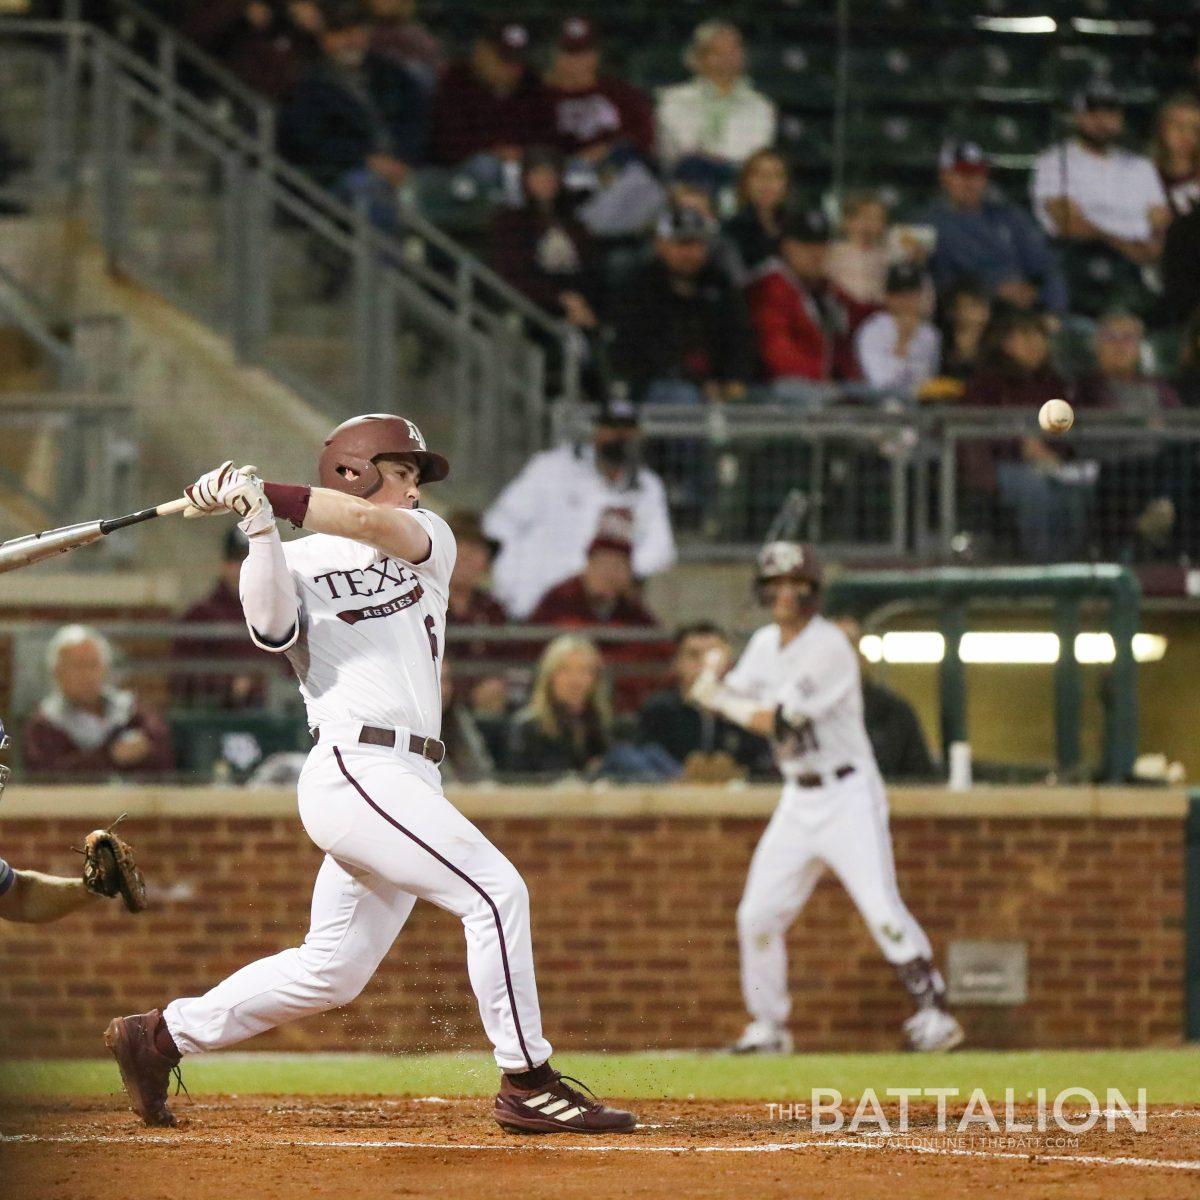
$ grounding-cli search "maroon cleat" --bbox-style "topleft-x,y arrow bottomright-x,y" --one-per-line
494,1071 -> 637,1134
104,1009 -> 182,1127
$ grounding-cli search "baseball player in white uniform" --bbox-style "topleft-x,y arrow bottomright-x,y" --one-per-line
104,415 -> 635,1135
689,541 -> 964,1054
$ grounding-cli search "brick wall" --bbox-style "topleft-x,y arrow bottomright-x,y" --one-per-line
0,791 -> 1185,1058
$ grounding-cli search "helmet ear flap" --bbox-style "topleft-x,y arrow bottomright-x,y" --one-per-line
319,450 -> 383,497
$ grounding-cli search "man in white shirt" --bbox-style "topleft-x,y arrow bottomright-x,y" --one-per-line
103,415 -> 636,1136
854,263 -> 941,400
656,20 -> 776,176
483,405 -> 677,619
688,541 -> 963,1054
1032,81 -> 1169,315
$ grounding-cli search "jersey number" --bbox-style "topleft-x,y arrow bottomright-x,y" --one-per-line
424,615 -> 439,661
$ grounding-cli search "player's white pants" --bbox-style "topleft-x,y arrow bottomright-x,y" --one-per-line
164,730 -> 553,1072
736,767 -> 932,1027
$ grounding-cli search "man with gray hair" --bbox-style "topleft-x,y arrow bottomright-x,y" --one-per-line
656,20 -> 776,177
22,624 -> 173,780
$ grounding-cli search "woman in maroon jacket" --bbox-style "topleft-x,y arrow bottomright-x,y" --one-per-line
960,311 -> 1093,562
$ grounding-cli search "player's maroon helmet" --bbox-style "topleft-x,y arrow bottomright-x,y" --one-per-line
318,414 -> 449,497
755,541 -> 823,604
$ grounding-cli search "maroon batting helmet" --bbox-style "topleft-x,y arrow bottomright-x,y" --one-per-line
755,540 -> 823,606
318,414 -> 449,497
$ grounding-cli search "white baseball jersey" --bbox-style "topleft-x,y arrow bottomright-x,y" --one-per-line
724,614 -> 876,779
246,509 -> 455,738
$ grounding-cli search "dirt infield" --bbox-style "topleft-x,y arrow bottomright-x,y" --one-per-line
4,1096 -> 1199,1199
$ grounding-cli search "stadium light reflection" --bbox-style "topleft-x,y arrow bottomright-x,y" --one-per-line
857,632 -> 1166,666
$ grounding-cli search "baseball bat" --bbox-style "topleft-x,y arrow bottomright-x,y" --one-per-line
0,496 -> 190,575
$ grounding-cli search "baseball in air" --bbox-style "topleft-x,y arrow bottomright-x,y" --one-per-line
1038,399 -> 1074,435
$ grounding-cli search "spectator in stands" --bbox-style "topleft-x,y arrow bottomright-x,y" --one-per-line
827,190 -> 890,327
722,148 -> 790,282
635,622 -> 769,780
922,141 -> 1066,314
444,509 -> 511,717
937,283 -> 993,386
854,263 -> 941,401
366,0 -> 442,91
1151,93 -> 1200,219
746,208 -> 855,399
484,403 -> 677,619
656,20 -> 776,188
962,310 -> 1091,562
507,634 -> 612,777
1076,311 -> 1183,555
1160,202 -> 1200,326
278,0 -> 427,226
609,205 -> 756,405
489,145 -> 598,329
528,512 -> 659,630
1032,81 -> 1169,318
439,661 -> 497,784
185,0 -> 323,101
172,527 -> 266,711
23,626 -> 174,781
542,18 -> 655,162
1174,309 -> 1200,407
831,617 -> 937,780
429,19 -> 547,190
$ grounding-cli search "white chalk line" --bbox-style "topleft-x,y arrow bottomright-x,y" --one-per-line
2,1131 -> 1198,1172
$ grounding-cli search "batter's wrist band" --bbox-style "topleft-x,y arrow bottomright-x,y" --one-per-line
263,483 -> 311,529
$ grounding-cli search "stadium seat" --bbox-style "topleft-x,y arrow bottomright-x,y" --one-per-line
847,44 -> 942,102
752,42 -> 836,108
777,111 -> 834,165
844,109 -> 943,167
169,710 -> 310,784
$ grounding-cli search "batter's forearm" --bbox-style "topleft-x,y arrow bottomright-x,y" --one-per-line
0,871 -> 96,923
301,488 -> 431,563
239,527 -> 298,647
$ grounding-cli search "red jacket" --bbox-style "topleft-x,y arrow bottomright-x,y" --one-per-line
748,267 -> 829,381
23,700 -> 174,782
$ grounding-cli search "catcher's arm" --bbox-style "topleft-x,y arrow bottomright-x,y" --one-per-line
0,870 -> 96,924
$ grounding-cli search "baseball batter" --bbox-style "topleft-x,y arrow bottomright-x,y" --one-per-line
689,542 -> 964,1053
104,415 -> 635,1134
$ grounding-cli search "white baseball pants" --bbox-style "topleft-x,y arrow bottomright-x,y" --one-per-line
737,767 -> 932,1027
164,728 -> 553,1072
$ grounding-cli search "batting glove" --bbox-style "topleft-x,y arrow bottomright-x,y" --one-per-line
184,461 -> 276,538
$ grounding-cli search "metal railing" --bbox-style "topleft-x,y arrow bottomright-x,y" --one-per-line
638,404 -> 1200,562
0,15 -> 581,498
0,393 -> 138,546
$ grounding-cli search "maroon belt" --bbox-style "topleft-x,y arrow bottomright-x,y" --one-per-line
311,724 -> 446,765
794,764 -> 855,789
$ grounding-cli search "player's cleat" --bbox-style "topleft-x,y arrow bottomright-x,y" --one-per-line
728,1020 -> 794,1055
904,1008 -> 965,1053
494,1071 -> 637,1134
104,1008 -> 183,1126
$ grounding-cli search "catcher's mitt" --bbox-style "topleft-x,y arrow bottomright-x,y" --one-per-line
81,815 -> 147,913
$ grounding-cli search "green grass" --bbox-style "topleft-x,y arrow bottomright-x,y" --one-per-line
4,1049 -> 1198,1104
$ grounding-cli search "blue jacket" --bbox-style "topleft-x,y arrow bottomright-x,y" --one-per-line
279,56 -> 428,186
919,195 -> 1068,313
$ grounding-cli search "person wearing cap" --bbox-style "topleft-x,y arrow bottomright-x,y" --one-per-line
483,405 -> 676,620
920,140 -> 1066,314
656,20 -> 776,178
429,19 -> 551,172
542,17 -> 655,163
528,511 -> 669,713
1032,80 -> 1169,314
277,0 -> 428,215
853,264 -> 942,400
746,207 -> 857,395
489,145 -> 598,328
171,527 -> 271,711
610,204 -> 755,406
366,0 -> 442,92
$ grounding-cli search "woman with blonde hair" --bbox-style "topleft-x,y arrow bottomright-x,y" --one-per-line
507,635 -> 612,777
